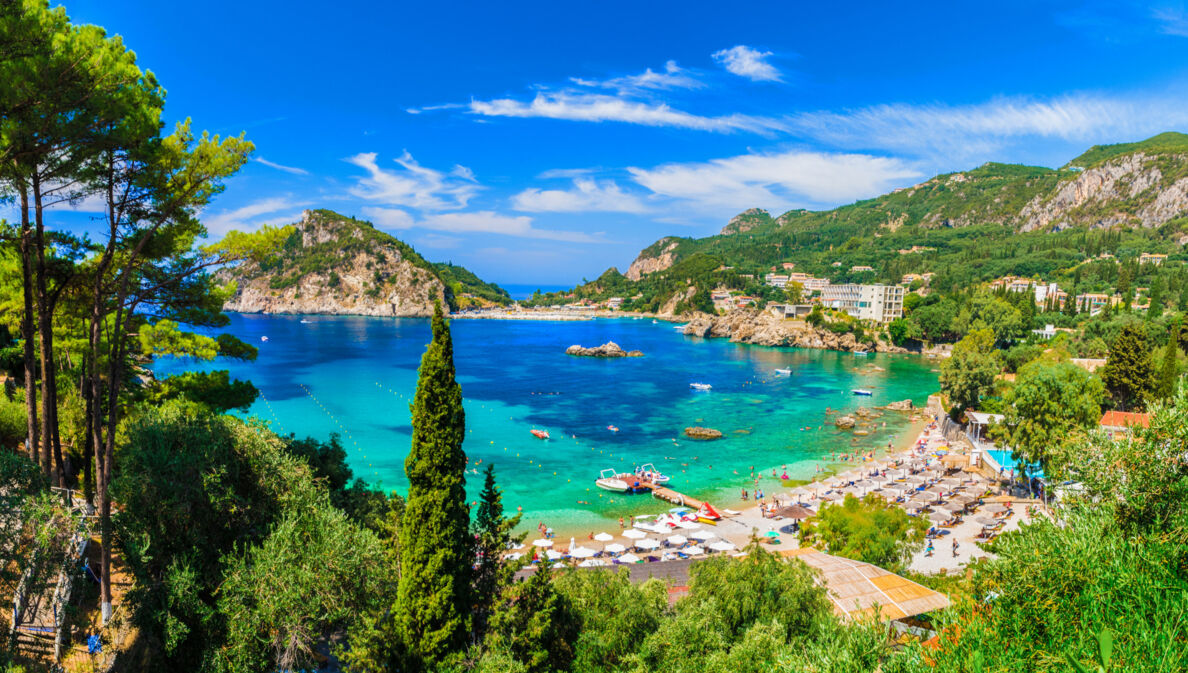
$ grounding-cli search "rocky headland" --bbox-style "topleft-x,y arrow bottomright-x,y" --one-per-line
565,342 -> 643,358
681,309 -> 908,354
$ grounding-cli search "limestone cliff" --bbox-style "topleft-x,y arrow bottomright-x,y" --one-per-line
219,210 -> 456,316
625,237 -> 680,281
681,308 -> 909,354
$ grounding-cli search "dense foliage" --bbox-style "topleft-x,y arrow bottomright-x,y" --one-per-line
799,494 -> 929,572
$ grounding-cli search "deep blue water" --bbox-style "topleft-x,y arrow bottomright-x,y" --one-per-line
153,314 -> 939,530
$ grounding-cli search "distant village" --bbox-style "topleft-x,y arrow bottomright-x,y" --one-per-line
519,252 -> 1175,327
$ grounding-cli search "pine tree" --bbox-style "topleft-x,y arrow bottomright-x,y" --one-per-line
1101,324 -> 1157,411
1064,287 -> 1078,317
472,464 -> 523,639
1179,281 -> 1188,313
396,302 -> 472,667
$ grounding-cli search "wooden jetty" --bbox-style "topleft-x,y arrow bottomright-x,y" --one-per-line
607,474 -> 706,510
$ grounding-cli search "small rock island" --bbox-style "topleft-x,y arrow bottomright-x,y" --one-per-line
565,342 -> 643,358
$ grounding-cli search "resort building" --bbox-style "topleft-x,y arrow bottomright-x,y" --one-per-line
1138,253 -> 1168,266
781,262 -> 796,270
1075,293 -> 1114,313
605,297 -> 624,309
1099,410 -> 1151,439
768,303 -> 814,319
850,265 -> 875,273
1032,324 -> 1057,339
764,273 -> 790,288
897,245 -> 936,255
820,284 -> 905,324
989,276 -> 1037,293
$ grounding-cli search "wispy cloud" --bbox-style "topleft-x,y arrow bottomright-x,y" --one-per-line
468,92 -> 787,134
788,92 -> 1188,160
1153,5 -> 1188,36
628,150 -> 922,214
346,151 -> 480,210
363,206 -> 608,243
254,157 -> 310,175
512,178 -> 650,213
712,45 -> 782,82
570,60 -> 703,94
202,197 -> 308,237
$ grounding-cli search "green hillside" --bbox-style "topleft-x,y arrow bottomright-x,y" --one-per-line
1068,131 -> 1188,168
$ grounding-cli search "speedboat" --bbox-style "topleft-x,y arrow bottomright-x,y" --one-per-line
690,382 -> 712,391
299,319 -> 311,324
854,351 -> 869,356
607,425 -> 619,432
638,463 -> 671,484
596,468 -> 630,493
774,368 -> 792,375
530,429 -> 550,440
673,324 -> 689,330
852,389 -> 873,396
260,336 -> 269,342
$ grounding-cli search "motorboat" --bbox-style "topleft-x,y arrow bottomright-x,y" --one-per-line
607,425 -> 619,432
774,368 -> 792,375
299,319 -> 311,324
260,336 -> 269,342
596,468 -> 630,493
673,324 -> 689,330
530,429 -> 550,440
689,382 -> 712,391
852,389 -> 873,396
854,351 -> 869,356
637,463 -> 671,484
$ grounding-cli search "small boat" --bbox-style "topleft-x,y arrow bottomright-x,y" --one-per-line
530,429 -> 550,440
651,320 -> 658,324
260,336 -> 269,342
638,463 -> 671,484
299,319 -> 311,324
854,351 -> 869,356
673,324 -> 689,331
607,425 -> 619,432
690,382 -> 712,391
596,468 -> 630,493
774,368 -> 792,375
852,389 -> 873,396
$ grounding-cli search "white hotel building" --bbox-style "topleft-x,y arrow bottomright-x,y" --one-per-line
820,284 -> 905,324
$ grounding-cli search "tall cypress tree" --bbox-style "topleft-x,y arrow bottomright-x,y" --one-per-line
396,302 -> 471,667
472,464 -> 523,639
1148,276 -> 1164,319
1158,320 -> 1182,401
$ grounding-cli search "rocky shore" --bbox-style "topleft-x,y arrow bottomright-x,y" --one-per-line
680,309 -> 909,353
565,342 -> 643,358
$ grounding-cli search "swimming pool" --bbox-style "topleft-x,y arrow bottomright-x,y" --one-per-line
986,449 -> 1044,478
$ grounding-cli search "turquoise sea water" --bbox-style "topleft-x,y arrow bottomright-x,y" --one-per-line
153,315 -> 939,532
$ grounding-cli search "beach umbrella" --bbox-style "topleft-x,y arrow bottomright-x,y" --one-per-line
593,532 -> 614,542
571,546 -> 597,559
818,492 -> 842,502
532,539 -> 553,548
635,538 -> 661,550
788,487 -> 812,499
984,504 -> 1010,514
976,516 -> 1001,527
927,511 -> 950,523
709,541 -> 736,552
604,543 -> 626,554
622,528 -> 647,539
773,505 -> 812,520
941,503 -> 966,514
763,531 -> 779,538
821,476 -> 841,486
690,529 -> 717,540
578,559 -> 607,567
666,534 -> 688,545
684,545 -> 706,555
940,478 -> 963,488
617,553 -> 642,563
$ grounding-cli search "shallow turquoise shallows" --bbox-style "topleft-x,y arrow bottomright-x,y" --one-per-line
152,315 -> 939,531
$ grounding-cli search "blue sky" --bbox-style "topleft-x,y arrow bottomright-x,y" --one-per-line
50,1 -> 1188,285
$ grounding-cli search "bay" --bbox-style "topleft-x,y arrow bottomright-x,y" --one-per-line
152,314 -> 939,532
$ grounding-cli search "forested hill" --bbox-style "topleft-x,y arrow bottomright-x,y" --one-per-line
219,209 -> 510,316
528,133 -> 1188,313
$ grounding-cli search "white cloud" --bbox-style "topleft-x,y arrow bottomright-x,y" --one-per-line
712,45 -> 782,82
202,197 -> 308,237
346,151 -> 480,210
570,60 -> 702,94
254,157 -> 309,175
468,92 -> 786,134
512,178 -> 650,213
628,150 -> 922,214
789,93 -> 1188,159
362,207 -> 609,243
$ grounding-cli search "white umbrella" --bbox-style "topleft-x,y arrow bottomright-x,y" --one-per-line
604,543 -> 626,554
683,545 -> 706,555
593,532 -> 614,542
635,538 -> 661,550
578,559 -> 607,567
617,553 -> 641,563
545,549 -> 565,560
788,487 -> 811,499
505,552 -> 524,561
622,528 -> 647,539
571,546 -> 597,559
508,542 -> 525,551
708,540 -> 736,552
690,529 -> 716,540
666,534 -> 688,545
532,538 -> 553,548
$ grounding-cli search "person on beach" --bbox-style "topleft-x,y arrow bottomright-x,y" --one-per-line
952,539 -> 959,557
926,541 -> 934,557
741,488 -> 748,501
618,517 -> 625,529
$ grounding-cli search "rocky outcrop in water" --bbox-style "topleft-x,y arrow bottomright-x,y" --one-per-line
565,342 -> 643,358
684,426 -> 723,440
883,399 -> 915,411
682,309 -> 907,354
834,416 -> 856,429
